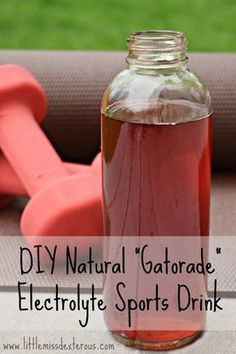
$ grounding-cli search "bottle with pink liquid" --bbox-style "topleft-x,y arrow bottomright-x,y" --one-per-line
101,30 -> 212,350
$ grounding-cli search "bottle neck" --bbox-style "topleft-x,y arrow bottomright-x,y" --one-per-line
127,30 -> 188,72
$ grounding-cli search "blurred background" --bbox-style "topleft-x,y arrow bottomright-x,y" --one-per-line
0,0 -> 235,52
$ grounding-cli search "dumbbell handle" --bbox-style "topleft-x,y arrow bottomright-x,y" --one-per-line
0,157 -> 90,196
0,104 -> 69,196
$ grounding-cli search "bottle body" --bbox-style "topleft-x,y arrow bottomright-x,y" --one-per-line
101,31 -> 212,350
102,114 -> 211,236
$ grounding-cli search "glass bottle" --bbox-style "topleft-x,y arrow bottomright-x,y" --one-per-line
101,31 -> 212,350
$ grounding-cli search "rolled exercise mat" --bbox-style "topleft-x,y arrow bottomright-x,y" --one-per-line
0,51 -> 235,170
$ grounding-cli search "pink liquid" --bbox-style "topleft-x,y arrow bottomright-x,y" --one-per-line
102,114 -> 211,236
101,113 -> 211,348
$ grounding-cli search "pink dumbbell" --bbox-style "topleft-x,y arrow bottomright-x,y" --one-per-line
0,64 -> 102,237
0,160 -> 91,209
0,154 -> 101,196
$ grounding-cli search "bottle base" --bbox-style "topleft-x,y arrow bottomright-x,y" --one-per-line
112,331 -> 202,351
